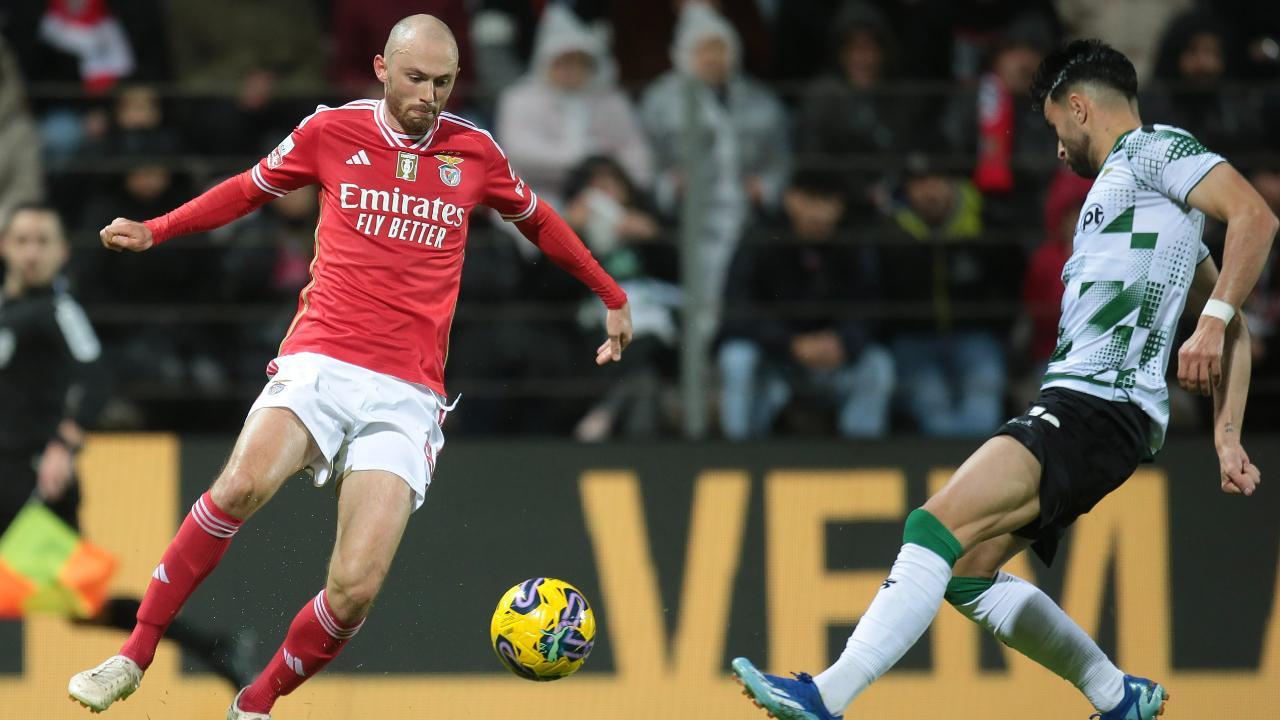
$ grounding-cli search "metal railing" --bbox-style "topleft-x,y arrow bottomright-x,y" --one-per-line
17,83 -> 1280,436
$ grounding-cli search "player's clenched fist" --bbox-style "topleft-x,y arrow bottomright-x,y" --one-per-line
99,217 -> 154,252
1216,441 -> 1261,496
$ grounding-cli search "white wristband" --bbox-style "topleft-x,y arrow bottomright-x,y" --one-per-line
1201,298 -> 1236,324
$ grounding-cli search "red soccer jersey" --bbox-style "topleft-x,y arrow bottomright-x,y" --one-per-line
250,100 -> 546,395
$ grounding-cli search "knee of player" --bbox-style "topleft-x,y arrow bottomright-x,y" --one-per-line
326,573 -> 381,620
943,575 -> 995,609
209,469 -> 269,518
901,507 -> 965,566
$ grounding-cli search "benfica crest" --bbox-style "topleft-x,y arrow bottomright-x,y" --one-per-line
396,151 -> 419,182
435,154 -> 464,187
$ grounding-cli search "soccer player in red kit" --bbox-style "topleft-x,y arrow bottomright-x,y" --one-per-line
68,15 -> 633,719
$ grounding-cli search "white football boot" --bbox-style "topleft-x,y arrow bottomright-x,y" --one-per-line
68,655 -> 143,712
227,688 -> 271,719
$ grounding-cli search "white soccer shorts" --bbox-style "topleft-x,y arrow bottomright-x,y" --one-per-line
247,352 -> 455,510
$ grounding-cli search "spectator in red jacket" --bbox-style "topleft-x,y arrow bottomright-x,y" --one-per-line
1012,168 -> 1092,404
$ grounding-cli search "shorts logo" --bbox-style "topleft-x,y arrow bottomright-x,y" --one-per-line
434,154 -> 464,187
268,380 -> 289,395
1028,405 -> 1061,428
396,151 -> 419,182
1080,203 -> 1105,233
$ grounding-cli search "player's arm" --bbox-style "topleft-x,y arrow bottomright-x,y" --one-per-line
101,115 -> 323,252
99,172 -> 277,252
1186,257 -> 1261,496
37,294 -> 107,502
513,202 -> 633,365
481,136 -> 631,365
1178,163 -> 1279,394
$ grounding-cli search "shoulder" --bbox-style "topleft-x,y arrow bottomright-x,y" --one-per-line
640,72 -> 684,104
1120,124 -> 1212,164
737,75 -> 779,101
296,99 -> 379,133
436,112 -> 508,159
733,78 -> 784,122
803,75 -> 848,103
595,87 -> 640,112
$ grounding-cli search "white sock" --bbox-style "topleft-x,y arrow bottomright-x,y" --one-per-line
813,543 -> 952,715
951,572 -> 1125,712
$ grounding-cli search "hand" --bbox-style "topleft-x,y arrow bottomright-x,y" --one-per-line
37,440 -> 75,502
100,217 -> 154,252
596,302 -> 633,365
1177,315 -> 1226,395
1217,441 -> 1261,496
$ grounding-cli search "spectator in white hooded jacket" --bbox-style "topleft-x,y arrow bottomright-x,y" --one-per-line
639,1 -> 788,313
496,5 -> 654,204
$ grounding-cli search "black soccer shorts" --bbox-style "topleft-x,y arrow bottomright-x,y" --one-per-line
994,386 -> 1150,565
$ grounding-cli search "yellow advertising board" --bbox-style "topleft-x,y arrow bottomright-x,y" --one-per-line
3,436 -> 1277,719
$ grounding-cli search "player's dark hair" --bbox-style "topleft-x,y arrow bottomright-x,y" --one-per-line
1030,39 -> 1137,113
1,201 -> 60,237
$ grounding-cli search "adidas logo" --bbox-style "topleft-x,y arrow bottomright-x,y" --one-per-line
345,149 -> 371,166
152,563 -> 170,584
283,647 -> 305,676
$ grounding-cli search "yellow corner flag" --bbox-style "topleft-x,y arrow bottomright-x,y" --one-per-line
0,501 -> 116,618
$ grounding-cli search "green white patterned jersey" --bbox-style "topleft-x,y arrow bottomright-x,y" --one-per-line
1042,124 -> 1224,453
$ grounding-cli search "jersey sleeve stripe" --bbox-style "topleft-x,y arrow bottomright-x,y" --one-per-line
438,115 -> 510,159
53,295 -> 102,362
440,112 -> 478,129
1177,156 -> 1227,203
502,192 -> 538,222
251,164 -> 287,197
296,104 -> 335,129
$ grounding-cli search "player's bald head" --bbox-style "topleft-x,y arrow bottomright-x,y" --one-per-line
375,15 -> 461,135
384,14 -> 458,63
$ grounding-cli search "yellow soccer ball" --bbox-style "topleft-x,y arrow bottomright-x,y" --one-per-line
490,577 -> 596,681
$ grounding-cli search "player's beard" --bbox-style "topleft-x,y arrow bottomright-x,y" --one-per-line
395,105 -> 435,135
1062,132 -> 1097,179
386,87 -> 437,136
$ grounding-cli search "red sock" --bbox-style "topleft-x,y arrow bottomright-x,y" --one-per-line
238,590 -> 364,713
119,492 -> 242,669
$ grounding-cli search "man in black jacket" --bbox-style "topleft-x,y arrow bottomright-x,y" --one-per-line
0,203 -> 106,531
717,168 -> 895,439
0,202 -> 251,689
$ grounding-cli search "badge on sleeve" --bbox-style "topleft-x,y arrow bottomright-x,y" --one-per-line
267,134 -> 296,169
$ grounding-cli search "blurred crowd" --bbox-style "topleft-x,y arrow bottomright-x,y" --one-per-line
2,0 -> 1279,439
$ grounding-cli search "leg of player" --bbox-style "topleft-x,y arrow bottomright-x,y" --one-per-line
733,436 -> 1041,719
947,535 -> 1167,719
231,469 -> 413,718
68,408 -> 319,713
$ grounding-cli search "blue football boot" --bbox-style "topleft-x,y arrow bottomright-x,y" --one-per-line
1090,675 -> 1169,720
730,657 -> 843,720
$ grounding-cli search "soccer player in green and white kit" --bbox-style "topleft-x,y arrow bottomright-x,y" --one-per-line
732,39 -> 1277,720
